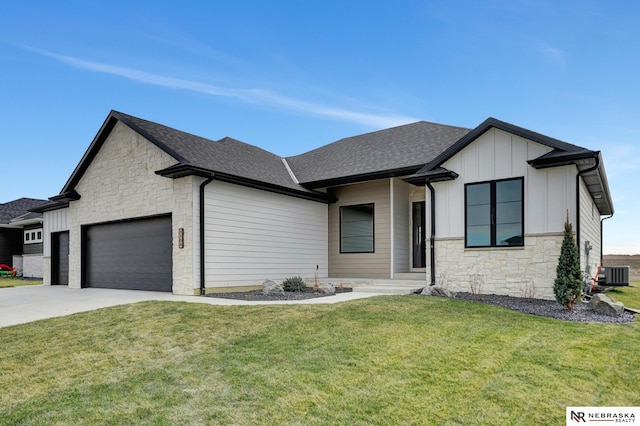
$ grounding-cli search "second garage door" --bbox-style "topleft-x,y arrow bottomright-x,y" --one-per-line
84,215 -> 172,292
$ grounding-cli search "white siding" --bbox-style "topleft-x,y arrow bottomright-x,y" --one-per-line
432,128 -> 575,238
391,178 -> 411,275
579,177 -> 601,276
203,180 -> 328,287
42,208 -> 69,257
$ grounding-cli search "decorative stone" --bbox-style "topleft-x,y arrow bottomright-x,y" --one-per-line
317,282 -> 335,295
422,286 -> 454,298
589,293 -> 625,316
262,279 -> 285,296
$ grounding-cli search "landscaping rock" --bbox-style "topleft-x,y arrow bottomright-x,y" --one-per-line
317,282 -> 335,295
421,286 -> 454,298
589,293 -> 625,316
262,279 -> 285,296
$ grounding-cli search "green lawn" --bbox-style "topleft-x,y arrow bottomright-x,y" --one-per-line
0,296 -> 637,425
0,277 -> 42,288
604,282 -> 640,309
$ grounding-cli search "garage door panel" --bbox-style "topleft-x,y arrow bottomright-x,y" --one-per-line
85,216 -> 172,292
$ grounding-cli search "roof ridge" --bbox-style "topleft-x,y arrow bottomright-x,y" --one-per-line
281,158 -> 299,184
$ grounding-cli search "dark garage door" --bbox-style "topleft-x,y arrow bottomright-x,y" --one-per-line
84,215 -> 172,292
52,231 -> 69,285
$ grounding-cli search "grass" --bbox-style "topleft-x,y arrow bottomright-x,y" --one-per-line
0,297 -> 637,425
0,277 -> 42,288
604,282 -> 640,309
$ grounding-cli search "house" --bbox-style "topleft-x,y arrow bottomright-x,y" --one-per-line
0,198 -> 50,278
35,111 -> 613,299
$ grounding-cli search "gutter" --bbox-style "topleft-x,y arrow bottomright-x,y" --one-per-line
600,213 -> 614,261
199,174 -> 215,295
426,180 -> 436,286
575,155 -> 600,250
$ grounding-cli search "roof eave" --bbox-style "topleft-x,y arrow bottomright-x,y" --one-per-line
529,150 -> 614,215
29,200 -> 70,213
9,217 -> 43,227
157,164 -> 331,204
49,190 -> 81,203
404,168 -> 459,186
299,166 -> 424,189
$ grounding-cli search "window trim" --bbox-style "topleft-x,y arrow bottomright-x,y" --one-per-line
339,203 -> 375,253
24,228 -> 43,245
464,177 -> 524,248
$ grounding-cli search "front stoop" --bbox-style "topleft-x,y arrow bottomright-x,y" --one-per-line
322,277 -> 426,295
352,284 -> 425,295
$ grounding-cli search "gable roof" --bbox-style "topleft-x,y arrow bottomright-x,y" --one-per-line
59,111 -> 327,202
286,121 -> 470,188
406,117 -> 613,215
51,111 -> 613,214
0,198 -> 48,225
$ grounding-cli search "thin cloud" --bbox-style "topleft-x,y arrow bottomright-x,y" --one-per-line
537,42 -> 567,66
28,47 -> 417,128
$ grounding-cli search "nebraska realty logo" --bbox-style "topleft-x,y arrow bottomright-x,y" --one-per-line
567,407 -> 638,424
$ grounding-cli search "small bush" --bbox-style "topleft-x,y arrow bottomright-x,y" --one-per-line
554,218 -> 582,310
282,276 -> 307,292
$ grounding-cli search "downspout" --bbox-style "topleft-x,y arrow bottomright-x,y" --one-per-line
600,214 -> 614,261
200,174 -> 215,295
425,180 -> 436,286
575,155 -> 600,251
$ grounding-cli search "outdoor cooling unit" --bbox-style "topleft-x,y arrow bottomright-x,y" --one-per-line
598,266 -> 630,287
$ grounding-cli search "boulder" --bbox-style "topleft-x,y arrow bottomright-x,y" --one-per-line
422,286 -> 454,298
317,282 -> 335,295
262,279 -> 285,296
589,293 -> 625,316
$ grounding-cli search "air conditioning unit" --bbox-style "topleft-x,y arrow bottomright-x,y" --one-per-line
598,266 -> 630,286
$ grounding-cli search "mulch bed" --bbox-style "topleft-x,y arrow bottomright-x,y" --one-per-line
206,287 -> 353,301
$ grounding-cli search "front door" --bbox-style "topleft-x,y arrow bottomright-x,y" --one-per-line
412,201 -> 426,268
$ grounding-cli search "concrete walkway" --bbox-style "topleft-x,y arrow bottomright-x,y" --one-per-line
0,285 -> 388,328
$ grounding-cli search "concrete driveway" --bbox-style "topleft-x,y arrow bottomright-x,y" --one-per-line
0,285 -> 386,328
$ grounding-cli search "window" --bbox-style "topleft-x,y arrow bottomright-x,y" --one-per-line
340,204 -> 374,253
412,201 -> 426,268
24,228 -> 43,244
465,178 -> 523,248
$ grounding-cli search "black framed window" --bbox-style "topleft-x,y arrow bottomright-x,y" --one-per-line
340,203 -> 374,253
465,178 -> 523,248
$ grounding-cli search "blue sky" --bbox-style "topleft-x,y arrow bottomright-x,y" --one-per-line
1,0 -> 638,254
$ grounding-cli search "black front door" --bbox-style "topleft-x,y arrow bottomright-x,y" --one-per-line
412,201 -> 426,268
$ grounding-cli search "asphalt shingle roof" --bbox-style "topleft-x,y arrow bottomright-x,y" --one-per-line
285,121 -> 471,185
0,198 -> 48,224
113,112 -> 310,193
59,111 -> 606,206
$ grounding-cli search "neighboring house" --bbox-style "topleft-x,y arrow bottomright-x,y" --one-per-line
0,198 -> 50,278
35,111 -> 613,299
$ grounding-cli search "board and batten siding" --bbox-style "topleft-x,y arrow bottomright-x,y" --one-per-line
41,208 -> 69,285
202,180 -> 328,287
431,128 -> 576,238
328,179 -> 390,279
579,177 -> 601,275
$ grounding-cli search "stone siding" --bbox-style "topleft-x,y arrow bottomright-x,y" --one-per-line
22,254 -> 43,279
433,234 -> 563,300
67,121 -> 195,294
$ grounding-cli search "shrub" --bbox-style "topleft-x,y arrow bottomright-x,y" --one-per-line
282,276 -> 307,292
554,218 -> 583,310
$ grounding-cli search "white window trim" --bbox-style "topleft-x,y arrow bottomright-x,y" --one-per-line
24,228 -> 43,244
